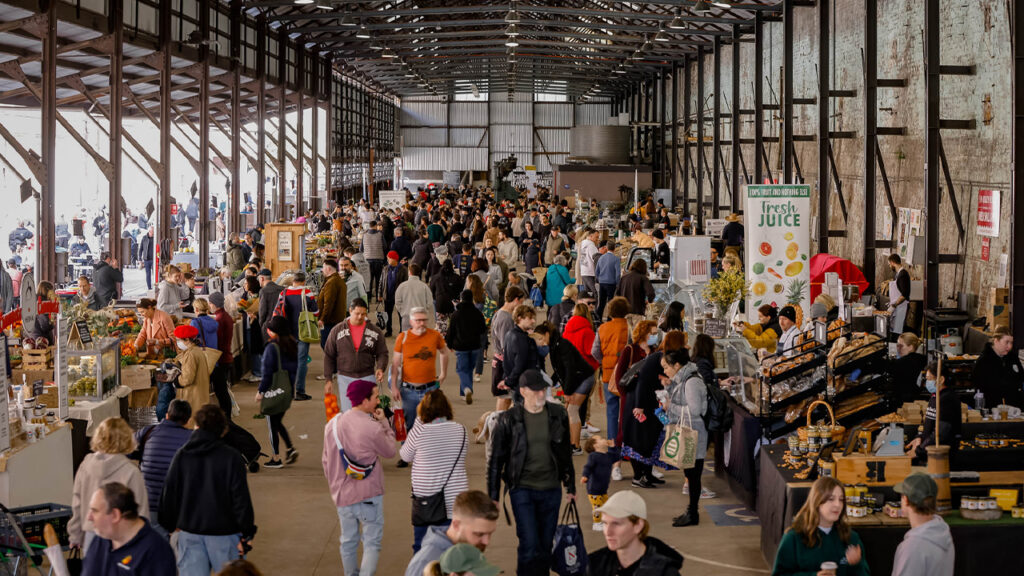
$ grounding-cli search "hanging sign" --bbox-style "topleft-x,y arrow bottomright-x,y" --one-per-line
744,184 -> 811,323
977,189 -> 1000,237
981,237 -> 991,262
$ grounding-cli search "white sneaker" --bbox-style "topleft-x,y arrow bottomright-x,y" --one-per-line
585,423 -> 600,434
474,374 -> 481,382
591,522 -> 604,532
701,487 -> 717,499
612,467 -> 623,482
651,468 -> 665,479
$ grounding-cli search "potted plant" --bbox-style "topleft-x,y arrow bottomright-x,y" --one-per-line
702,268 -> 750,319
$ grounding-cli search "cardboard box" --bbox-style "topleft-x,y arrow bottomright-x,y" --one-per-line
988,288 -> 1010,329
121,365 -> 154,391
10,368 -> 54,388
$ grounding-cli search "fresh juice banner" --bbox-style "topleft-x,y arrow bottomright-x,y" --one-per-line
744,184 -> 811,324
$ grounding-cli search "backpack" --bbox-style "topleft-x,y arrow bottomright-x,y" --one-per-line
702,371 -> 730,434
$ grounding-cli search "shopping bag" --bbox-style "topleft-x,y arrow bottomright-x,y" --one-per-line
298,288 -> 320,344
659,407 -> 698,470
530,285 -> 544,308
392,407 -> 408,442
551,500 -> 588,576
259,343 -> 293,416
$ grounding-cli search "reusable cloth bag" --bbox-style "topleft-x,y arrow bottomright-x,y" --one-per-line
259,343 -> 293,416
552,500 -> 588,576
659,406 -> 698,470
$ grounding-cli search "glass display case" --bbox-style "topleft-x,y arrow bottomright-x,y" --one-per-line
60,337 -> 120,402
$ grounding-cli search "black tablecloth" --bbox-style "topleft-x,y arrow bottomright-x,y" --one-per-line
720,396 -> 764,509
758,445 -> 1024,575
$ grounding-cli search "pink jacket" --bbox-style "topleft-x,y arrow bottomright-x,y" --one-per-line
322,409 -> 396,508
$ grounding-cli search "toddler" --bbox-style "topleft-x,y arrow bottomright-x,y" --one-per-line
580,434 -> 616,530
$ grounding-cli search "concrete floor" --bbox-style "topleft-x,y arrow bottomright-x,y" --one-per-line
226,334 -> 771,576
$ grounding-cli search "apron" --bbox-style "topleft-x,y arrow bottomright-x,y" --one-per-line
889,278 -> 908,334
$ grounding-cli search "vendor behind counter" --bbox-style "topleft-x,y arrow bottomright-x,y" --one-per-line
890,333 -> 928,404
906,361 -> 962,463
971,326 -> 1024,409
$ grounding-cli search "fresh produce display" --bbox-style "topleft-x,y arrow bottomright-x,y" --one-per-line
107,309 -> 140,338
69,376 -> 97,397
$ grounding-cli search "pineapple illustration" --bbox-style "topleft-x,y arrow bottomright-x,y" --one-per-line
786,279 -> 807,327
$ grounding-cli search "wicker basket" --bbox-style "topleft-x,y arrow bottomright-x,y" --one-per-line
797,400 -> 846,444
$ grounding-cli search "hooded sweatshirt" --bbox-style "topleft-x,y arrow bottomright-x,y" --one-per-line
404,525 -> 454,576
69,453 -> 149,546
563,315 -> 598,369
892,516 -> 954,576
588,536 -> 684,576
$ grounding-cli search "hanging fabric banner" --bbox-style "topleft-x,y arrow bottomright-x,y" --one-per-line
744,185 -> 812,323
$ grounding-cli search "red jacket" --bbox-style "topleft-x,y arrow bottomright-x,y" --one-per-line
562,315 -> 598,370
213,308 -> 234,366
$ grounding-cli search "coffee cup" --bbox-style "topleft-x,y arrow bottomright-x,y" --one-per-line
820,561 -> 838,576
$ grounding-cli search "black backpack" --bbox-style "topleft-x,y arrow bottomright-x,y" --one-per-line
702,373 -> 731,434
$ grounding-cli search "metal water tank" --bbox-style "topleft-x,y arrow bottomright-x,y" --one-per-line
570,126 -> 630,164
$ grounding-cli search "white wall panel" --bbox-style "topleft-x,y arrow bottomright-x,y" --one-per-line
490,101 -> 532,124
401,101 -> 447,127
534,129 -> 570,154
451,128 -> 488,147
491,124 -> 533,153
401,127 -> 446,147
535,154 -> 568,173
534,103 -> 573,128
450,102 -> 487,126
404,147 -> 487,171
575,103 -> 614,126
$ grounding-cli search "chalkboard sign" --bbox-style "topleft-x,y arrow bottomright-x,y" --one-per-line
703,318 -> 728,339
32,379 -> 43,396
69,320 -> 93,347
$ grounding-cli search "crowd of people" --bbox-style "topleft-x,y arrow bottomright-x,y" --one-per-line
18,184 -> 963,576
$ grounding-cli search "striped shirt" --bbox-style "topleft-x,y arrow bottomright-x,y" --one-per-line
399,420 -> 469,516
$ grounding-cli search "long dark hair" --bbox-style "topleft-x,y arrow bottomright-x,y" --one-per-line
660,301 -> 685,332
692,334 -> 716,367
265,316 -> 298,358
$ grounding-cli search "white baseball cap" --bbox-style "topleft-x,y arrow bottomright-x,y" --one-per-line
595,490 -> 647,519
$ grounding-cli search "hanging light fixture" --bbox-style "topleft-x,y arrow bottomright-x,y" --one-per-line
712,1 -> 731,7
505,37 -> 519,47
655,28 -> 669,42
505,1 -> 520,24
668,9 -> 685,29
505,24 -> 519,36
356,24 -> 371,39
339,14 -> 356,26
381,48 -> 397,58
694,0 -> 712,13
294,0 -> 314,5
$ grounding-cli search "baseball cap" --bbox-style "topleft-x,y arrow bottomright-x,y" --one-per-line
387,250 -> 400,261
518,369 -> 549,391
779,305 -> 797,323
439,544 -> 501,576
595,490 -> 647,519
893,472 -> 938,506
258,268 -> 273,278
208,292 -> 225,309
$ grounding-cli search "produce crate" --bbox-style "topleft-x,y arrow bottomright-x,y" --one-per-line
0,503 -> 72,549
21,347 -> 53,370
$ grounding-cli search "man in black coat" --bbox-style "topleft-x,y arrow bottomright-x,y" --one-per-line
487,369 -> 575,576
92,252 -> 124,308
159,405 -> 256,573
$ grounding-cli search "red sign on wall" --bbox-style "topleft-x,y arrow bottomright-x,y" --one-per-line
977,189 -> 1000,237
981,237 -> 991,262
170,204 -> 178,216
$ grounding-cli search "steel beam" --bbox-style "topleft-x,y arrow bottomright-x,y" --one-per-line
924,0 -> 940,308
325,56 -> 333,202
817,0 -> 830,253
1014,0 -> 1024,341
296,41 -> 305,214
754,11 -> 764,185
198,0 -> 211,268
671,61 -> 678,206
731,25 -> 741,210
230,0 -> 242,240
682,55 -> 690,214
782,0 -> 794,183
863,0 -> 878,288
39,1 -> 56,281
158,0 -> 172,274
107,0 -> 123,260
712,36 -> 721,219
311,52 -> 320,206
257,16 -> 267,227
696,47 -> 704,231
278,26 -> 288,221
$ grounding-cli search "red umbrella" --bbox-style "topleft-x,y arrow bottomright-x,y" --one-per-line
809,253 -> 870,303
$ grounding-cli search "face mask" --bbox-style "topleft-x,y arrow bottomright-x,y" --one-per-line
537,345 -> 550,357
647,333 -> 661,346
176,340 -> 188,351
925,379 -> 937,394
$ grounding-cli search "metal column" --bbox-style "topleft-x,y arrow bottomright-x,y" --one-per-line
924,0 -> 940,309
683,56 -> 691,215
731,25 -> 741,211
229,0 -> 242,240
296,42 -> 305,215
712,36 -> 721,219
107,0 -> 123,258
696,48 -> 704,231
754,12 -> 764,186
256,17 -> 266,227
671,61 -> 678,207
783,0 -> 794,183
324,57 -> 333,203
278,27 -> 287,221
817,0 -> 830,253
1013,0 -> 1024,341
311,52 -> 319,207
39,1 -> 57,281
157,0 -> 171,274
660,70 -> 667,189
197,0 -> 211,267
863,0 -> 878,289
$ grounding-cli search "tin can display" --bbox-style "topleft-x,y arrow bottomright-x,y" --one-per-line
1012,506 -> 1024,519
961,496 -> 975,510
847,505 -> 868,518
985,497 -> 999,510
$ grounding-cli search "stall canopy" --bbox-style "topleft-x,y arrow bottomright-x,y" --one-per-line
809,254 -> 870,303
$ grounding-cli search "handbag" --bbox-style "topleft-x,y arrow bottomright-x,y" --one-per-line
297,288 -> 320,344
411,428 -> 466,526
659,406 -> 699,470
551,500 -> 588,576
259,343 -> 294,416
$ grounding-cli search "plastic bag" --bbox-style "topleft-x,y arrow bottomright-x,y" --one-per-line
393,408 -> 408,442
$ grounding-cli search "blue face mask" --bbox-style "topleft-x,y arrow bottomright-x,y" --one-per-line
537,345 -> 550,357
647,333 -> 661,346
925,379 -> 937,394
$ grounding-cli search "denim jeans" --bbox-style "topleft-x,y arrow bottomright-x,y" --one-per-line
337,495 -> 384,576
509,487 -> 562,576
296,341 -> 310,395
455,350 -> 482,396
176,531 -> 240,575
320,322 -> 338,349
144,259 -> 154,291
156,382 -> 176,421
413,521 -> 450,553
597,283 -> 617,320
248,353 -> 263,378
400,382 -> 439,431
604,379 -> 620,442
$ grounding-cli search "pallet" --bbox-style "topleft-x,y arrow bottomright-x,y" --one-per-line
21,347 -> 53,369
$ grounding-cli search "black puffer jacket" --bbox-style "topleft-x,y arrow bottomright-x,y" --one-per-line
548,333 -> 594,396
446,300 -> 487,351
429,269 -> 462,315
972,343 -> 1024,408
487,403 -> 575,501
587,537 -> 683,576
503,326 -> 540,394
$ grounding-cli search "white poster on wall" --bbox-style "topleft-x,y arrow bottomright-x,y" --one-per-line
668,235 -> 711,286
745,185 -> 812,323
378,190 -> 405,212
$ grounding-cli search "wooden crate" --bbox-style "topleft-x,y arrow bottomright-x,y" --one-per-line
21,347 -> 53,369
834,453 -> 913,487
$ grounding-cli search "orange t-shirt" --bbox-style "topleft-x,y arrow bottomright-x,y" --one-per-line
395,329 -> 446,385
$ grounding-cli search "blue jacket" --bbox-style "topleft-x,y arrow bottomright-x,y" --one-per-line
190,314 -> 219,350
83,518 -> 176,576
133,420 -> 193,519
260,341 -> 298,394
545,264 -> 574,307
596,252 -> 621,285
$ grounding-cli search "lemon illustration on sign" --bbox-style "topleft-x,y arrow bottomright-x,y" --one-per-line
784,232 -> 794,241
752,281 -> 767,296
786,242 -> 799,260
785,261 -> 803,277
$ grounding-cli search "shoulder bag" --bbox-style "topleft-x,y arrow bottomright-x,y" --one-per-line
298,289 -> 320,344
259,343 -> 293,415
411,427 -> 466,526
